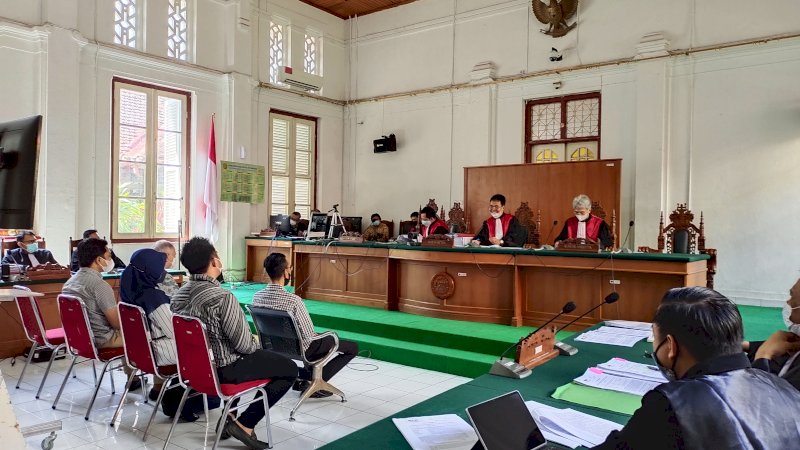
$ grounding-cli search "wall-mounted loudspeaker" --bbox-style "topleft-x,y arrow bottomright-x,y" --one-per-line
373,134 -> 396,153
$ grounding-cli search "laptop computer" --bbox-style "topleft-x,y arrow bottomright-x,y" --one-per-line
466,391 -> 559,450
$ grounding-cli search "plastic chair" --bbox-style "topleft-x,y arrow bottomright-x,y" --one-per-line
52,294 -> 126,420
12,285 -> 66,399
247,306 -> 346,421
111,303 -> 184,437
165,314 -> 274,450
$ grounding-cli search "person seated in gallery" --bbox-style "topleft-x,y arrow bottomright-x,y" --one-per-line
555,194 -> 613,249
253,253 -> 359,397
419,206 -> 448,237
153,240 -> 180,297
592,287 -> 800,449
472,194 -> 527,247
743,277 -> 800,390
70,229 -> 126,273
288,211 -> 308,237
363,213 -> 390,242
409,211 -> 419,233
2,230 -> 59,268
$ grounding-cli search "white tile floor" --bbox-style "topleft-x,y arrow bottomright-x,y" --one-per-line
1,356 -> 471,450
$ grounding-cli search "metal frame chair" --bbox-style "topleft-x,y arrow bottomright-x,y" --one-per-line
52,294 -> 126,420
166,314 -> 274,450
12,285 -> 66,399
111,303 -> 185,437
247,305 -> 346,421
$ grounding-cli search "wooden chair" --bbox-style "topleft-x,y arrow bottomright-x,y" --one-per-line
446,202 -> 468,234
398,220 -> 416,235
68,236 -> 82,262
380,220 -> 394,237
638,203 -> 717,288
590,201 -> 617,249
515,202 -> 541,247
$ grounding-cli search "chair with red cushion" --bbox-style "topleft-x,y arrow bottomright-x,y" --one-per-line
164,314 -> 273,450
53,294 -> 126,420
111,303 -> 182,437
13,285 -> 66,399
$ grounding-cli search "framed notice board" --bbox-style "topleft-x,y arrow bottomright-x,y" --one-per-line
220,161 -> 265,203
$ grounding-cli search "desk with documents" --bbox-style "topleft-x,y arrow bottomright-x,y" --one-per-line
320,324 -> 650,449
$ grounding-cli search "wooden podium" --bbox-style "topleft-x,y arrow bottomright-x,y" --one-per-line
515,326 -> 559,368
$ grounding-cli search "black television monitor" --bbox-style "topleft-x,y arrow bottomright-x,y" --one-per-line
0,115 -> 42,229
341,216 -> 362,233
269,214 -> 292,236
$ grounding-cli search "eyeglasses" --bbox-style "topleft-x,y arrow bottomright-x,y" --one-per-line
21,240 -> 37,244
488,206 -> 503,212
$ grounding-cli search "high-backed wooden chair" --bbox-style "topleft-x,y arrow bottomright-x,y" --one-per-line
515,202 -> 541,247
68,236 -> 82,261
590,201 -> 617,249
380,220 -> 394,237
638,203 -> 717,288
398,220 -> 416,235
446,202 -> 468,234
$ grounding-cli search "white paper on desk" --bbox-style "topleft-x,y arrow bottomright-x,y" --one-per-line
525,400 -> 621,448
597,358 -> 668,383
480,245 -> 502,248
574,368 -> 661,396
392,415 -> 478,450
604,320 -> 652,331
591,326 -> 651,338
573,330 -> 644,347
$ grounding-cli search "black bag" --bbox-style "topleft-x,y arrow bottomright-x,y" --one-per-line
161,378 -> 220,421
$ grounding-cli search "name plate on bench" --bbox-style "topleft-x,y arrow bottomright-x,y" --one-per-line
555,238 -> 600,253
422,235 -> 454,248
339,233 -> 364,244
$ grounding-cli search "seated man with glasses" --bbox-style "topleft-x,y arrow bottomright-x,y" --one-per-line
252,253 -> 359,397
70,229 -> 126,273
555,194 -> 613,249
472,194 -> 527,247
2,230 -> 59,268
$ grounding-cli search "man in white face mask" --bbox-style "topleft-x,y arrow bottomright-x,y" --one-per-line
472,194 -> 527,247
746,278 -> 800,390
288,211 -> 308,237
554,194 -> 614,249
2,230 -> 59,268
363,213 -> 390,242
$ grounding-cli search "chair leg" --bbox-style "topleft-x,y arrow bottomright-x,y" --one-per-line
143,377 -> 175,441
261,389 -> 273,449
52,355 -> 77,410
211,399 -> 233,450
85,359 -> 114,420
163,387 -> 190,450
142,374 -> 148,404
92,360 -> 97,385
203,394 -> 209,422
35,344 -> 63,399
109,365 -> 116,394
16,343 -> 37,389
109,370 -> 138,426
289,381 -> 318,422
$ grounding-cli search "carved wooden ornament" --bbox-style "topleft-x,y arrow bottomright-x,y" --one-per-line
531,0 -> 579,38
431,271 -> 456,300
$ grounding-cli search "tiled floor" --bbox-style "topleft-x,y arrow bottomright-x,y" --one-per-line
1,356 -> 471,449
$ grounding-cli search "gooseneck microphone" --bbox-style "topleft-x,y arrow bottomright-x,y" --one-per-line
618,220 -> 635,253
554,292 -> 621,356
490,301 -> 576,379
542,219 -> 559,246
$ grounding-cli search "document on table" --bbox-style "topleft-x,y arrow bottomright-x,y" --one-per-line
574,367 -> 661,396
596,358 -> 668,383
604,320 -> 652,331
393,415 -> 478,450
573,329 -> 647,347
526,400 -> 622,448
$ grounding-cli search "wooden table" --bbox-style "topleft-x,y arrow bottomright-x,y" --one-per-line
245,237 -> 296,282
0,270 -> 184,358
293,242 -> 709,329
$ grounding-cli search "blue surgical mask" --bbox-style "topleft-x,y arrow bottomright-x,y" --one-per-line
651,338 -> 678,382
372,220 -> 381,227
25,242 -> 38,253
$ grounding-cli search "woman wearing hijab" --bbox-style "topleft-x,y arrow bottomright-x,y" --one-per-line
121,249 -> 219,421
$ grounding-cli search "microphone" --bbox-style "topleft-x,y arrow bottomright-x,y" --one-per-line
536,220 -> 559,250
554,292 -> 620,356
490,301 -> 576,379
617,220 -> 635,253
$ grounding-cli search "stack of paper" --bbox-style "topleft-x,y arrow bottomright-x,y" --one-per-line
604,320 -> 651,331
393,414 -> 478,450
597,357 -> 668,383
525,400 -> 623,449
573,368 -> 661,396
574,326 -> 651,347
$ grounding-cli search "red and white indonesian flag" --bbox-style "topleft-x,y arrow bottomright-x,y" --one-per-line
204,115 -> 219,243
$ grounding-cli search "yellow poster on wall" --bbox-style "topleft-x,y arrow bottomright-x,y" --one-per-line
220,161 -> 265,203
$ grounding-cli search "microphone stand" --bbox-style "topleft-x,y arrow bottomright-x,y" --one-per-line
554,293 -> 620,356
537,220 -> 559,250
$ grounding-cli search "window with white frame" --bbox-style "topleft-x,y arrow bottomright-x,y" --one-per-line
269,112 -> 316,219
167,0 -> 189,61
303,32 -> 320,75
114,0 -> 138,48
268,20 -> 288,84
112,79 -> 190,240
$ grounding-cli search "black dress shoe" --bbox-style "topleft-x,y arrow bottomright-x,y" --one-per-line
293,380 -> 309,391
310,390 -> 333,399
128,378 -> 142,392
223,420 -> 269,449
148,388 -> 159,401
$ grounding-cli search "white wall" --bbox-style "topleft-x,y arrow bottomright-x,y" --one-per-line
342,0 -> 800,307
0,0 -> 347,275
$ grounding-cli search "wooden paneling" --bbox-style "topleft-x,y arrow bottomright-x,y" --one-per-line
245,239 -> 294,282
464,160 -> 621,244
298,0 -> 418,19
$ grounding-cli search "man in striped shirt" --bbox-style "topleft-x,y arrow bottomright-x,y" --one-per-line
252,253 -> 358,397
172,237 -> 297,450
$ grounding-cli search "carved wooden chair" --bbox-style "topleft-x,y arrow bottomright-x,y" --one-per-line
381,220 -> 394,237
638,203 -> 717,288
446,202 -> 468,234
514,202 -> 541,247
590,201 -> 617,249
398,221 -> 416,235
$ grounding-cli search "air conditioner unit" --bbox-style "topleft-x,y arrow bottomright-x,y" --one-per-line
278,66 -> 323,92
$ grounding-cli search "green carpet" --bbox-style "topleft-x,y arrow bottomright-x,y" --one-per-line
227,283 -> 784,378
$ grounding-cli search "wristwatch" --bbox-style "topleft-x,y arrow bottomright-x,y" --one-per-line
500,240 -> 504,245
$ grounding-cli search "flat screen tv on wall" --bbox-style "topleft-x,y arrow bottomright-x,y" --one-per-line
0,115 -> 42,229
